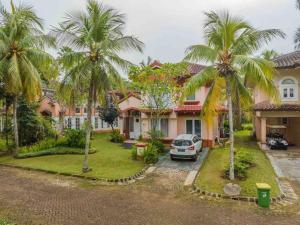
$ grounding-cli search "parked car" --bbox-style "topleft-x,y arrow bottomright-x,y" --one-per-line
170,134 -> 202,161
267,133 -> 288,150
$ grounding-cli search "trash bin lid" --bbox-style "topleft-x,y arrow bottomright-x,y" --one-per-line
256,183 -> 271,190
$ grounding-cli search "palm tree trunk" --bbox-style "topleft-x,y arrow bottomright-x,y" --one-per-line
82,80 -> 94,173
5,98 -> 9,151
226,78 -> 235,181
12,95 -> 19,157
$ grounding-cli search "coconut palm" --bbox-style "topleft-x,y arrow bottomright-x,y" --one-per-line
0,1 -> 56,156
183,11 -> 285,180
54,0 -> 143,172
261,50 -> 280,60
295,0 -> 300,49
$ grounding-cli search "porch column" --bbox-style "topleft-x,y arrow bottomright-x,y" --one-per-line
261,117 -> 267,144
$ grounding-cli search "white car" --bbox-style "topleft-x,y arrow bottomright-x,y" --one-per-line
170,134 -> 202,161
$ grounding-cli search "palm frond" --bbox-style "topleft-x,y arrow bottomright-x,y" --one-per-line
184,45 -> 218,63
182,66 -> 218,100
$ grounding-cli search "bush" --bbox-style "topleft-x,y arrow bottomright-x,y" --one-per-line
241,123 -> 253,131
149,139 -> 165,153
17,98 -> 57,146
17,147 -> 97,159
142,144 -> 158,164
20,138 -> 60,154
0,219 -> 15,225
110,130 -> 124,143
223,151 -> 255,180
131,147 -> 137,160
63,129 -> 86,148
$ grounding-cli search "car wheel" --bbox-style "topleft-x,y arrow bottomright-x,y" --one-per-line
170,155 -> 174,161
192,155 -> 197,162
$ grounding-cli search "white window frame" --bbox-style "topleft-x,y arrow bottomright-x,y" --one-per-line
151,118 -> 169,136
280,76 -> 298,101
95,117 -> 99,129
185,119 -> 202,137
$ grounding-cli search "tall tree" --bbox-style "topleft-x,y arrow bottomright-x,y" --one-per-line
183,11 -> 284,180
54,0 -> 143,172
261,50 -> 280,60
295,0 -> 300,49
0,1 -> 56,156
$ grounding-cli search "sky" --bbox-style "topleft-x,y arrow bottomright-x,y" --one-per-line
2,0 -> 300,73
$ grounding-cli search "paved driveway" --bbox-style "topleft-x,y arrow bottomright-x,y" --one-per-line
156,148 -> 208,172
1,166 -> 299,225
267,149 -> 300,182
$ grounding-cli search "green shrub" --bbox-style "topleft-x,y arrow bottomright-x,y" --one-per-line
131,147 -> 137,160
149,139 -> 165,153
20,138 -> 60,154
17,147 -> 97,159
63,129 -> 86,148
142,144 -> 158,164
223,151 -> 255,180
110,130 -> 124,143
241,123 -> 253,131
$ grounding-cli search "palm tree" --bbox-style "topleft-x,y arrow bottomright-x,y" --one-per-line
183,11 -> 284,180
261,50 -> 280,60
54,0 -> 143,172
295,0 -> 300,49
0,1 -> 56,156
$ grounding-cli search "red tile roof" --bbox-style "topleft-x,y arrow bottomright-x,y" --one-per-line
254,101 -> 300,111
175,105 -> 202,112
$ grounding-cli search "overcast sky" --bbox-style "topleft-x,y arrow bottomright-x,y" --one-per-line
2,0 -> 300,70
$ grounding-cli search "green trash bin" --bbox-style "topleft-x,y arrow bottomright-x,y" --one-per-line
256,183 -> 271,208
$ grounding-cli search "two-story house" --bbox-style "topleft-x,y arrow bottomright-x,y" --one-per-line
254,50 -> 300,150
38,88 -> 122,132
117,61 -> 227,148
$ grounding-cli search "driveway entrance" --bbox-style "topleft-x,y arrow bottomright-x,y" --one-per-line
267,148 -> 300,182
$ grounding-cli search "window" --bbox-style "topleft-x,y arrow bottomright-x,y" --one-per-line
186,93 -> 196,101
67,118 -> 72,129
186,120 -> 201,137
75,118 -> 80,130
95,117 -> 99,129
151,118 -> 169,136
280,77 -> 298,101
75,107 -> 80,113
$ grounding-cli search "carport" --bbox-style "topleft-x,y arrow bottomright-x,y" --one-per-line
254,103 -> 300,150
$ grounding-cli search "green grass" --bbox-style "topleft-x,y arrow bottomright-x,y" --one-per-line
195,130 -> 280,197
0,133 -> 144,179
0,219 -> 14,225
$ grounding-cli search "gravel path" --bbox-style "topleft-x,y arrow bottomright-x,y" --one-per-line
0,167 -> 299,225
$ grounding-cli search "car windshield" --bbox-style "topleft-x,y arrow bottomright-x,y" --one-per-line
173,139 -> 192,146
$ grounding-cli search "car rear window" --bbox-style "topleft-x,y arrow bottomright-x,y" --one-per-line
173,139 -> 192,146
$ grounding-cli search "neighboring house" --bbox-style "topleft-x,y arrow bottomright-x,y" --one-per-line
254,50 -> 300,149
117,61 -> 227,147
38,88 -> 121,132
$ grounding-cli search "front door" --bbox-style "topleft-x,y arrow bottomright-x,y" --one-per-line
133,117 -> 141,139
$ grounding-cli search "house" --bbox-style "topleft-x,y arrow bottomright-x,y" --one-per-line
117,61 -> 227,148
38,88 -> 121,132
254,50 -> 300,150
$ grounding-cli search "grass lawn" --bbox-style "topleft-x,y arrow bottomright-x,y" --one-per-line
195,130 -> 280,197
0,219 -> 14,225
0,133 -> 144,179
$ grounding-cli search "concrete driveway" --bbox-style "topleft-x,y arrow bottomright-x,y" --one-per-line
267,148 -> 300,182
156,148 -> 208,172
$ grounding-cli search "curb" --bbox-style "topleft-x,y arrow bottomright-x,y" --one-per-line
0,163 -> 150,185
191,185 -> 286,204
